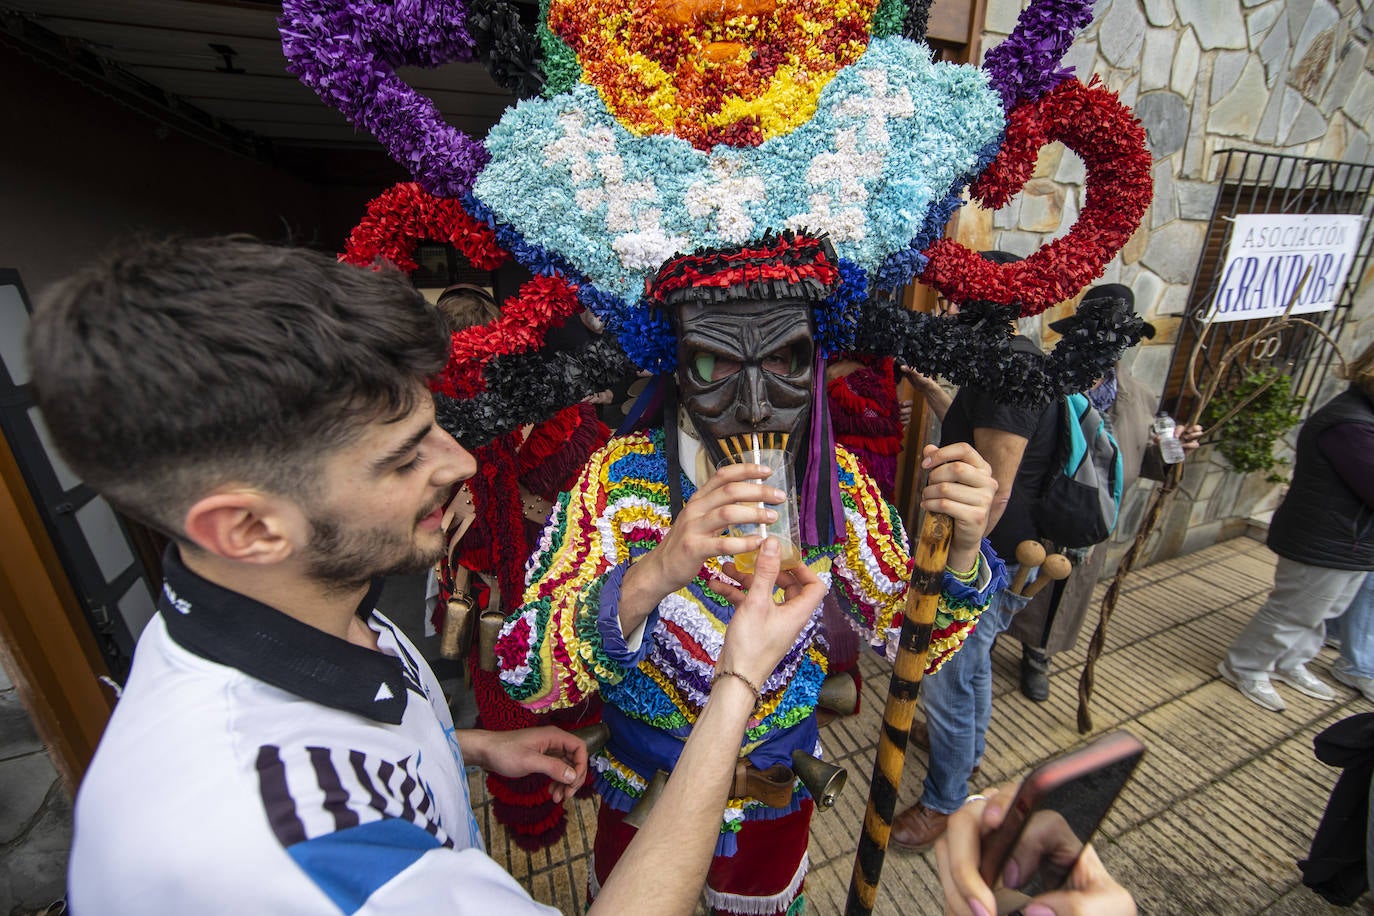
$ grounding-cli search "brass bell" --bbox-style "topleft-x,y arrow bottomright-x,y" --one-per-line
571,722 -> 611,758
623,769 -> 669,829
440,595 -> 475,661
791,750 -> 847,811
816,672 -> 859,717
477,609 -> 505,673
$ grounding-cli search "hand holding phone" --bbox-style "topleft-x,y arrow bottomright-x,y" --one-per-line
934,731 -> 1143,916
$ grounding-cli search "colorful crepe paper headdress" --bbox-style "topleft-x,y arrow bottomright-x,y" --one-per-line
288,0 -> 1153,446
648,233 -> 842,309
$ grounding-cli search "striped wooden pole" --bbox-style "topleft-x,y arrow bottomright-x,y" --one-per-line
845,510 -> 954,915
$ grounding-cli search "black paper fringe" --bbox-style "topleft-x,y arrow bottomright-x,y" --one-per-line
436,336 -> 637,448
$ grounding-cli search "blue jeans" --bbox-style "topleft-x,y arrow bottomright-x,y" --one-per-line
1332,571 -> 1374,679
919,583 -> 1029,814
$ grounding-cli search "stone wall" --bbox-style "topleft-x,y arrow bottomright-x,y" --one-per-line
959,0 -> 1374,567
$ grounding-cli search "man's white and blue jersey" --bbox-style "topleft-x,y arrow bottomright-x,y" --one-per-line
68,548 -> 557,915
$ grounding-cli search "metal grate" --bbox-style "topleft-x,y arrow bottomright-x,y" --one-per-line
1160,149 -> 1374,423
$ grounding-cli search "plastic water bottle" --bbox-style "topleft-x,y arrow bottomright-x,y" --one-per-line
1154,411 -> 1187,464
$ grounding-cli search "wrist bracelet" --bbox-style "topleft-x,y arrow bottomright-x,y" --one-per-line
712,668 -> 762,709
945,557 -> 980,583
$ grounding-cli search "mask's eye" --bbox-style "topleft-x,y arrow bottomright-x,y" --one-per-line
762,347 -> 800,375
693,352 -> 741,381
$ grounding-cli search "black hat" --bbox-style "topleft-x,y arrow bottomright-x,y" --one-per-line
979,249 -> 1024,266
1049,283 -> 1154,338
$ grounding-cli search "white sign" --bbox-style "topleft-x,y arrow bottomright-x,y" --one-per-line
1205,213 -> 1363,322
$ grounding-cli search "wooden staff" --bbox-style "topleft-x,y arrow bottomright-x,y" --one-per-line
1076,475 -> 1173,732
1009,540 -> 1046,595
845,511 -> 953,916
1021,553 -> 1071,599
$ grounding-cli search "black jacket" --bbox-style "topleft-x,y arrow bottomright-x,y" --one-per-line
1267,387 -> 1374,570
1299,713 -> 1374,905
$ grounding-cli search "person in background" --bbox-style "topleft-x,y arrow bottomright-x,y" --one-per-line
41,236 -> 826,916
430,282 -> 611,850
891,251 -> 1056,852
1330,572 -> 1374,702
825,354 -> 905,501
1007,286 -> 1201,702
434,282 -> 500,334
820,352 -> 908,715
1220,340 -> 1374,712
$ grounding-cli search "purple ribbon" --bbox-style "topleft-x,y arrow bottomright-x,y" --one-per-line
799,351 -> 844,546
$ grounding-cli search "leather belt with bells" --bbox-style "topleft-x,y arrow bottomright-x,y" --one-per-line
732,760 -> 796,808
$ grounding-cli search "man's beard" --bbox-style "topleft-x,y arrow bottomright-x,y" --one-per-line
303,503 -> 446,592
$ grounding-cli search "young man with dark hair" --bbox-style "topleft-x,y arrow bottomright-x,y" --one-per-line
33,236 -> 826,915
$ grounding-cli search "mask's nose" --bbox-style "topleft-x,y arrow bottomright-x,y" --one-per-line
735,366 -> 773,427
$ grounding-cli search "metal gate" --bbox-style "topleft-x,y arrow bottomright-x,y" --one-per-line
1160,149 -> 1374,421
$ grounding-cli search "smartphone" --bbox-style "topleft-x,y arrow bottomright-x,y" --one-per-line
978,730 -> 1145,900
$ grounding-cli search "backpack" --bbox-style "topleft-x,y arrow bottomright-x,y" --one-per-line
1032,393 -> 1125,549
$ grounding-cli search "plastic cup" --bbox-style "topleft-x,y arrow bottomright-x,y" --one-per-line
716,446 -> 803,572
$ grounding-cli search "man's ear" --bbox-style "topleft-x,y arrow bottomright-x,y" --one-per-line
182,489 -> 300,563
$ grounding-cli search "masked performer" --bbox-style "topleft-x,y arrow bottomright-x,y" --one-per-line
495,233 -> 1004,914
281,0 -> 1156,905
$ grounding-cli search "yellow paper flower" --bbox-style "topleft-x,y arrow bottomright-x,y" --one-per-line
548,0 -> 880,148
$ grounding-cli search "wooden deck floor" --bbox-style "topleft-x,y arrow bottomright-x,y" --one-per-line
471,536 -> 1373,915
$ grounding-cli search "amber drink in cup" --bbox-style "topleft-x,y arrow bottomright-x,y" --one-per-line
716,439 -> 803,573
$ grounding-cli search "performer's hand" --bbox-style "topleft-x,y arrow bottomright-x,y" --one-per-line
647,461 -> 781,593
935,782 -> 1136,916
458,727 -> 588,804
920,443 -> 995,576
716,538 -> 828,688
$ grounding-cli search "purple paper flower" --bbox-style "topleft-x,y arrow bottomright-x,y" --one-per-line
982,0 -> 1095,110
279,0 -> 489,197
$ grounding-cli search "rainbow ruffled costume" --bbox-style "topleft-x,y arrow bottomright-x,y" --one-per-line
495,427 -> 1003,904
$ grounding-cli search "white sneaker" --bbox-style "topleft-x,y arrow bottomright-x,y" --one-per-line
1332,664 -> 1374,703
1218,659 -> 1286,712
1273,664 -> 1337,701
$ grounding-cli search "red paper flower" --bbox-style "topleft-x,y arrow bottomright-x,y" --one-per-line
341,183 -> 585,399
342,182 -> 510,272
920,78 -> 1153,317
